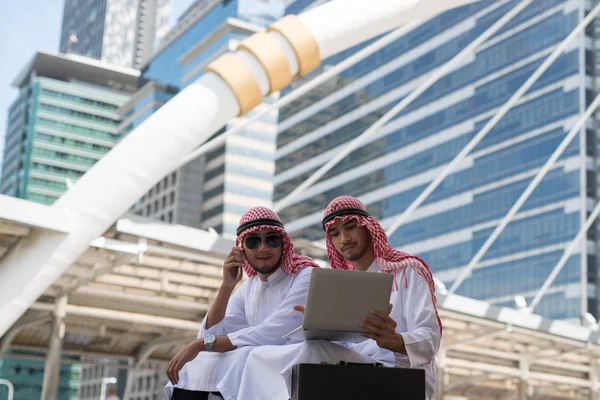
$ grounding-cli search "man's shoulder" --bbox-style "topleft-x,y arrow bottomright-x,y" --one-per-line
291,266 -> 315,281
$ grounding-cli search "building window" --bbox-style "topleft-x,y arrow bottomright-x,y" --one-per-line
156,181 -> 161,192
146,205 -> 151,215
168,211 -> 173,223
160,215 -> 165,221
162,196 -> 166,208
171,172 -> 176,184
163,177 -> 168,187
202,203 -> 224,220
204,184 -> 224,200
149,188 -> 153,197
154,200 -> 159,212
205,164 -> 225,181
170,192 -> 175,205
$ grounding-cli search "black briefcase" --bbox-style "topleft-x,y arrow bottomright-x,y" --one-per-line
291,362 -> 426,400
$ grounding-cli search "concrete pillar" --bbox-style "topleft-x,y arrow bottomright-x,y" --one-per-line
518,379 -> 528,400
41,296 -> 67,400
122,369 -> 137,400
591,358 -> 599,400
518,358 -> 530,400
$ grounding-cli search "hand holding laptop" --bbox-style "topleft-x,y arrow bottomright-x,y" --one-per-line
359,304 -> 404,350
284,268 -> 393,342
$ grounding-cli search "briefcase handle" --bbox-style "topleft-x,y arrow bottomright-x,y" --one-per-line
318,361 -> 384,367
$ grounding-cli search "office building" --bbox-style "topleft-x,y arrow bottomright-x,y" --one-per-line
0,52 -> 138,205
275,0 -> 596,322
59,0 -> 173,68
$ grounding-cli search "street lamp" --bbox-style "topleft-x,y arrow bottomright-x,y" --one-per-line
99,377 -> 117,400
433,278 -> 448,296
514,295 -> 528,311
0,379 -> 14,400
583,312 -> 599,331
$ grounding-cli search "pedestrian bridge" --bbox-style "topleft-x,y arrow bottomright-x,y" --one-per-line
0,196 -> 599,399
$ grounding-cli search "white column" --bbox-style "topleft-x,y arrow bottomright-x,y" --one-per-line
41,296 -> 67,400
518,359 -> 530,400
591,358 -> 599,400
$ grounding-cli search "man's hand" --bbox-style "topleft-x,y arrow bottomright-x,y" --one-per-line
360,304 -> 407,354
166,339 -> 204,384
223,247 -> 244,288
293,305 -> 305,314
205,251 -> 243,330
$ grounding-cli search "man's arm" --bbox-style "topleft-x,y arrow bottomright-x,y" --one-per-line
205,247 -> 244,329
197,247 -> 249,338
395,265 -> 441,367
226,267 -> 313,347
205,283 -> 236,329
360,264 -> 441,366
197,282 -> 249,338
166,268 -> 314,383
167,279 -> 248,384
166,335 -> 238,383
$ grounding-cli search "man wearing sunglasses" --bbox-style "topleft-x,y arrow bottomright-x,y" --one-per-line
165,206 -> 319,400
236,196 -> 442,400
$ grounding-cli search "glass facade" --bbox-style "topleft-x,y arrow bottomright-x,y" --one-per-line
276,0 -> 597,321
60,0 -> 107,59
1,77 -> 128,205
0,354 -> 80,400
59,0 -> 173,68
0,90 -> 29,199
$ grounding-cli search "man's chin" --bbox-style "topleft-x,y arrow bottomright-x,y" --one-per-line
250,264 -> 280,275
343,250 -> 363,262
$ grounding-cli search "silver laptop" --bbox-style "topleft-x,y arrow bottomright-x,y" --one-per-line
283,268 -> 393,342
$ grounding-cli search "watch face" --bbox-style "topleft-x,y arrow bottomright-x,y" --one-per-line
204,334 -> 216,345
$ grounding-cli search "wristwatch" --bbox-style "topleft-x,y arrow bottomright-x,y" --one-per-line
203,334 -> 216,352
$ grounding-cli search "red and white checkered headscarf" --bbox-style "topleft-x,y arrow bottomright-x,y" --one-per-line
323,196 -> 441,334
236,207 -> 319,277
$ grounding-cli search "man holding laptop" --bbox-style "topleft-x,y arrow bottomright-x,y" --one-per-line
164,207 -> 319,400
237,196 -> 442,400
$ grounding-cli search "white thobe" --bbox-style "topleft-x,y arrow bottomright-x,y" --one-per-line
237,261 -> 441,400
165,267 -> 313,399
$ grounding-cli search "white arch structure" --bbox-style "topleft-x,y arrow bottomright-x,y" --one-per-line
0,0 -> 480,338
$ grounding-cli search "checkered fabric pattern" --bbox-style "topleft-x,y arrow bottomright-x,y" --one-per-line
237,207 -> 318,277
323,196 -> 442,335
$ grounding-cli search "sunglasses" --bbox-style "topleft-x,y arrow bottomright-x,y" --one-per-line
245,234 -> 283,250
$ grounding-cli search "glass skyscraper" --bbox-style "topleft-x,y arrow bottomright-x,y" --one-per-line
59,0 -> 173,68
0,52 -> 138,205
276,0 -> 596,322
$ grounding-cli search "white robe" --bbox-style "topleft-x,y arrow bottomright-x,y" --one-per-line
165,267 -> 313,399
236,261 -> 441,400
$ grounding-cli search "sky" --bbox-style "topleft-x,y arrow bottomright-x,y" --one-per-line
0,0 -> 195,165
